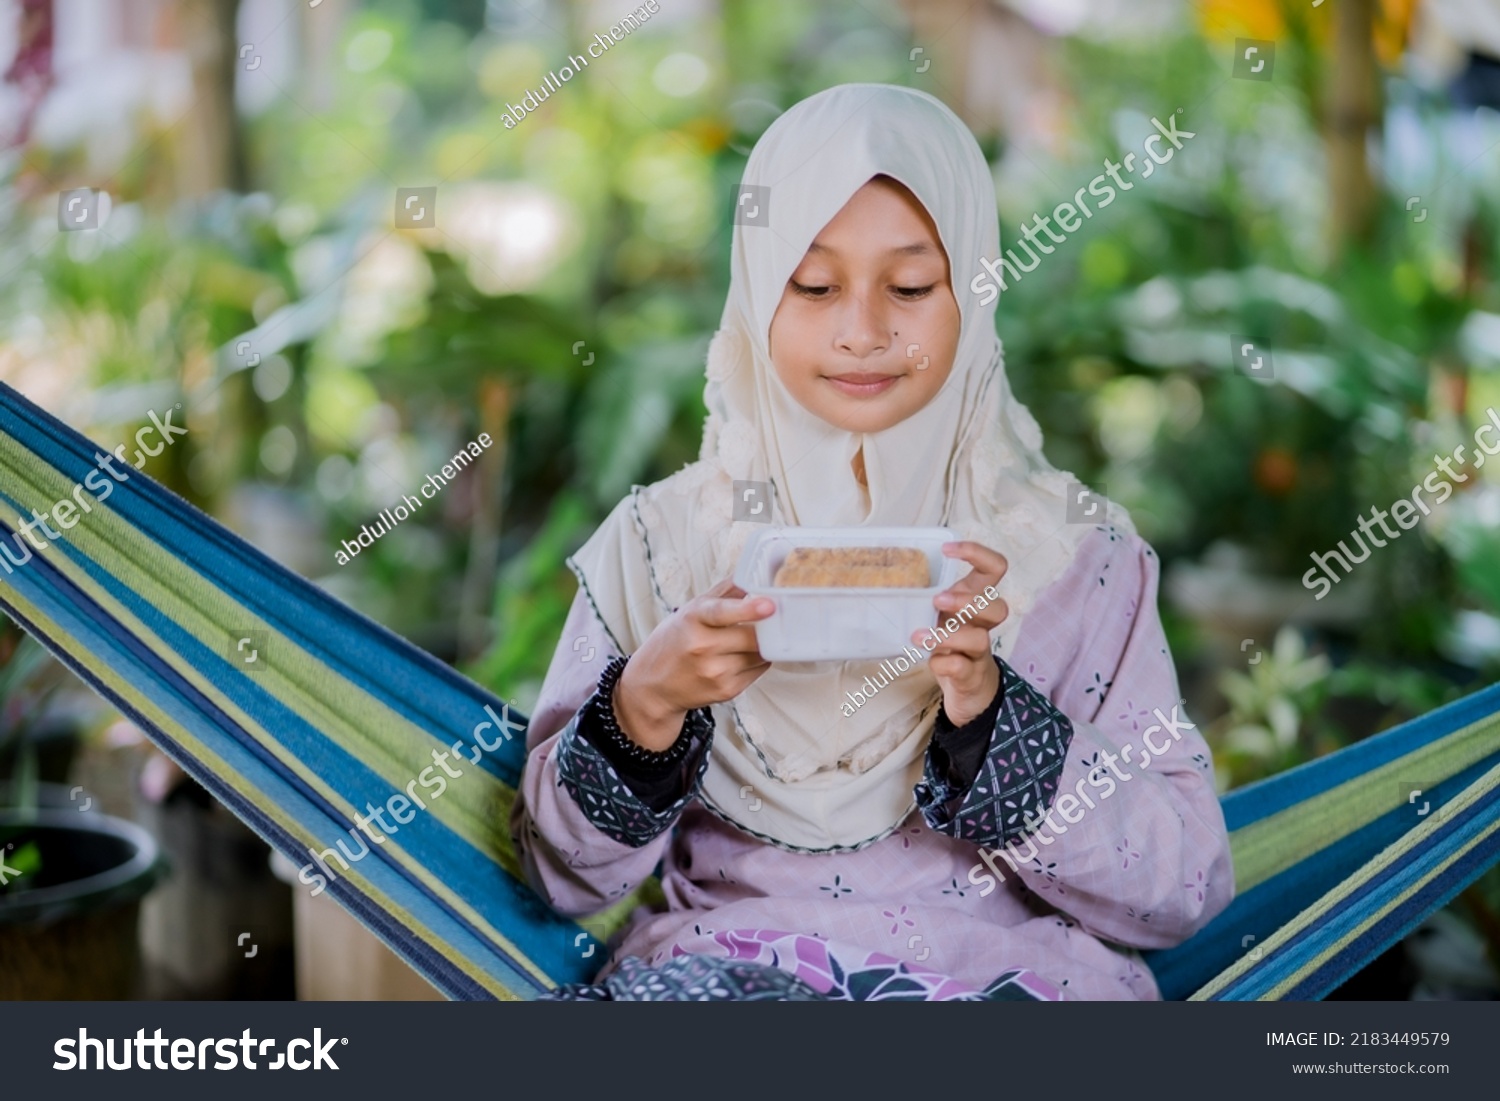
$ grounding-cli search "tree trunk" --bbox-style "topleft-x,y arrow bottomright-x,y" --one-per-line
171,0 -> 247,196
457,379 -> 511,660
1326,0 -> 1381,258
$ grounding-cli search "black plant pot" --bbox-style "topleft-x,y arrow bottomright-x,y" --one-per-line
0,810 -> 164,999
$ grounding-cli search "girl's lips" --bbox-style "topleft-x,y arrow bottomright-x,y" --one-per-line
824,373 -> 899,397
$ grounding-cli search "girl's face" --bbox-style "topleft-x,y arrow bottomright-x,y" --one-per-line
768,176 -> 960,435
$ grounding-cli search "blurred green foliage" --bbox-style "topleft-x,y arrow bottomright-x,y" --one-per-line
2,0 -> 1496,736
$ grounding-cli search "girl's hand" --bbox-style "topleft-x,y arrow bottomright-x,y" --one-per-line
613,577 -> 774,751
912,541 -> 1009,727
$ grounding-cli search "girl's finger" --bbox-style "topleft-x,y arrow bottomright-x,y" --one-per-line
941,544 -> 1008,599
932,591 -> 1008,629
708,652 -> 773,681
698,594 -> 775,628
699,623 -> 769,656
710,661 -> 772,705
927,652 -> 984,681
935,573 -> 1003,612
914,624 -> 992,656
942,540 -> 1009,582
703,577 -> 741,599
737,657 -> 773,679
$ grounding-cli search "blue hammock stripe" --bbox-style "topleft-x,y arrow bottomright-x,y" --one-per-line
1,381 -> 1497,1001
0,384 -> 607,1000
0,593 -> 507,1001
1143,686 -> 1500,1000
1193,758 -> 1500,1000
0,524 -> 566,999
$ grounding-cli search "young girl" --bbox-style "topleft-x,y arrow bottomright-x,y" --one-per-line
512,83 -> 1233,1001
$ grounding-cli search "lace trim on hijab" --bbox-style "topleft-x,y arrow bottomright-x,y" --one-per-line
564,557 -> 629,659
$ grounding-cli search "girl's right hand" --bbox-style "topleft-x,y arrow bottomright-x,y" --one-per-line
612,577 -> 775,751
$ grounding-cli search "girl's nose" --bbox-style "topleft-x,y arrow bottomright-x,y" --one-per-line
834,294 -> 890,358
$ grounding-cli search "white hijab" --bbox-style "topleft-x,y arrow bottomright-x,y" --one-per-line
567,83 -> 1124,852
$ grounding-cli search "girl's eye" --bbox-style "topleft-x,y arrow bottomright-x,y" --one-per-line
894,284 -> 936,299
790,280 -> 832,298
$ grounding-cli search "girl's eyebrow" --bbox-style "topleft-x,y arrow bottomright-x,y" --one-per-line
804,241 -> 934,256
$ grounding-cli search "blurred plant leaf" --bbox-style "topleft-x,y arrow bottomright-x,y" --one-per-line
369,255 -> 588,391
465,489 -> 596,696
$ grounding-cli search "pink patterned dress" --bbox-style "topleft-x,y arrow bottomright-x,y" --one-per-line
511,523 -> 1234,1000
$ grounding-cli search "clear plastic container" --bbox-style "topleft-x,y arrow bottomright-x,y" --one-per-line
733,526 -> 961,661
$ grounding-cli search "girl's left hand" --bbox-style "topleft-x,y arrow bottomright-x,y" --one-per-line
911,541 -> 1009,727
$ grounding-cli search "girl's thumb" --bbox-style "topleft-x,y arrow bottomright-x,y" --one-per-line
708,576 -> 745,599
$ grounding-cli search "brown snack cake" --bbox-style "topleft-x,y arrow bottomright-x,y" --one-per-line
772,546 -> 930,588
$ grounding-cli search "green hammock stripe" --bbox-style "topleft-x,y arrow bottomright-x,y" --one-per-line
0,386 -> 581,999
1194,758 -> 1500,1000
1229,707 -> 1500,893
0,424 -> 518,884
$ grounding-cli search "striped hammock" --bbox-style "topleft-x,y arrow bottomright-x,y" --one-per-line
2,382 -> 1497,1001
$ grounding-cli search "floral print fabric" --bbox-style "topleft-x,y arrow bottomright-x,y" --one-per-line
540,930 -> 1061,1002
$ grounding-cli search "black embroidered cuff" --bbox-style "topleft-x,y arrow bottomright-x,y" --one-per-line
928,654 -> 1008,792
568,654 -> 714,814
577,696 -> 713,815
558,711 -> 714,852
915,657 -> 1073,847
